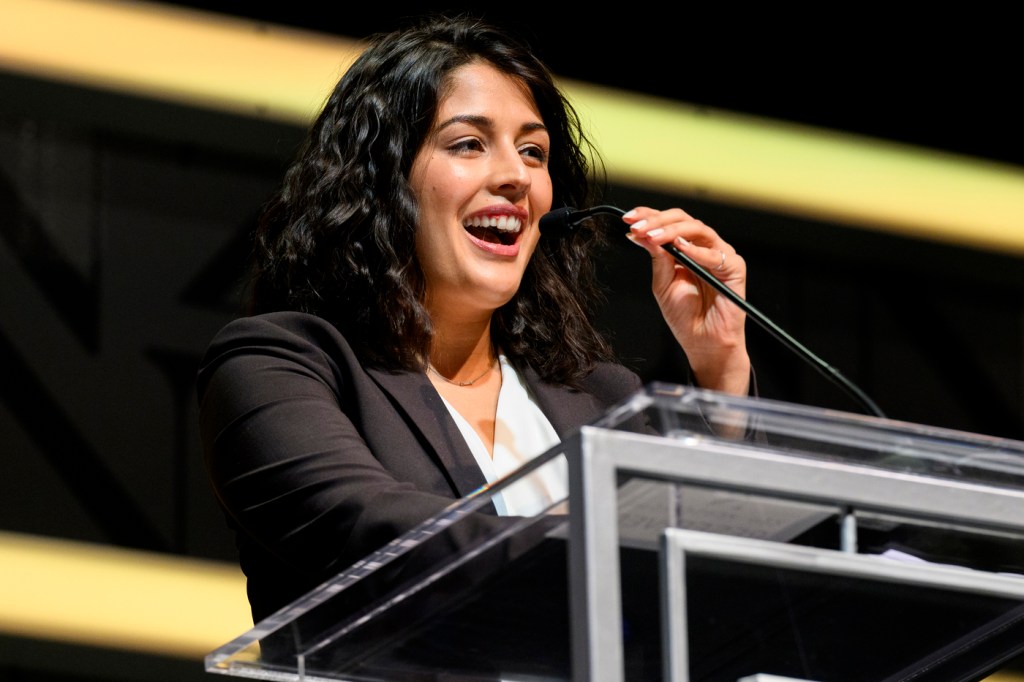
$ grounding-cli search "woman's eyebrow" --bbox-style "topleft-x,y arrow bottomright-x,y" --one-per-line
436,114 -> 548,134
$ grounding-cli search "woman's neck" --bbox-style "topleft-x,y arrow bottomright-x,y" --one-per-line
429,332 -> 495,377
427,309 -> 497,377
425,307 -> 503,454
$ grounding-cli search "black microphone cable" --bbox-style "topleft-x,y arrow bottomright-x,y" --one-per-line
541,205 -> 886,419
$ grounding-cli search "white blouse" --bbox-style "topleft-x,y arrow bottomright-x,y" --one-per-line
437,355 -> 567,516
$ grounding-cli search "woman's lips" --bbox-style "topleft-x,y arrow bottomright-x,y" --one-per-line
463,213 -> 524,256
465,227 -> 521,256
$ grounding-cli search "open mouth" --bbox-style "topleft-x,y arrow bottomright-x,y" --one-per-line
463,215 -> 522,246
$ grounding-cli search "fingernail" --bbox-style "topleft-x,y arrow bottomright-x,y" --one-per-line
623,209 -> 637,219
629,219 -> 647,232
675,236 -> 690,246
647,228 -> 664,237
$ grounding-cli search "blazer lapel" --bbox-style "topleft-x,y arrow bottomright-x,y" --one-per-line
366,367 -> 488,498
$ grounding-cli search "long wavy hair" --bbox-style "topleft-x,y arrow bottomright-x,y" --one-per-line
247,14 -> 616,385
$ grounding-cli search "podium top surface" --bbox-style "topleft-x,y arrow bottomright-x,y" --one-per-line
599,382 -> 1024,492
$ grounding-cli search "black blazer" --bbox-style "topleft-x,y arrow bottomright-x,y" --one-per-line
196,311 -> 647,622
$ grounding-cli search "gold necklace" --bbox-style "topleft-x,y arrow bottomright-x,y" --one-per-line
427,358 -> 497,387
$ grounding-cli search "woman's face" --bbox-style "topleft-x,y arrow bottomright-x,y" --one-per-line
410,61 -> 553,317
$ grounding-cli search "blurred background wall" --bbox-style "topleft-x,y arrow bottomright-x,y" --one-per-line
1,1 -> 1023,680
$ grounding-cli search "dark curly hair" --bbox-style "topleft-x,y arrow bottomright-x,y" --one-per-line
247,13 -> 616,385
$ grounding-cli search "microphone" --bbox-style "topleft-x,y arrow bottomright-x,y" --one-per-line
542,205 -> 886,419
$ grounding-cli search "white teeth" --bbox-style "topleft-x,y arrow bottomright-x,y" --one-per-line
464,215 -> 522,232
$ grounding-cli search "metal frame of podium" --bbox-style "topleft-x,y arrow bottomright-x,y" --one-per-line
567,383 -> 1024,680
205,382 -> 1024,681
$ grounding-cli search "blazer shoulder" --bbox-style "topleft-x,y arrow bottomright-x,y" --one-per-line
196,311 -> 363,392
579,361 -> 645,403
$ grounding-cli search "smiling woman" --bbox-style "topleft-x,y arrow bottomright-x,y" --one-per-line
195,12 -> 753,627
412,60 -> 560,505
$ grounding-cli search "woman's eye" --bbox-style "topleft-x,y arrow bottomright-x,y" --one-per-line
449,138 -> 483,153
520,145 -> 548,163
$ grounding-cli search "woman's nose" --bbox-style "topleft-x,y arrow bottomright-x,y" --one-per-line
489,146 -> 531,197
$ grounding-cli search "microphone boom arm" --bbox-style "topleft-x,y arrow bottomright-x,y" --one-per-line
559,205 -> 886,419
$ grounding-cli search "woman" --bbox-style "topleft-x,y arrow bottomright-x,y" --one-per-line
196,13 -> 750,624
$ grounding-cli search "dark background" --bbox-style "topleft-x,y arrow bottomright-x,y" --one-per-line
2,3 -> 1024,680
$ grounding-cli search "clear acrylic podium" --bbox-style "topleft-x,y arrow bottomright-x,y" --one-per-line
205,383 -> 1024,681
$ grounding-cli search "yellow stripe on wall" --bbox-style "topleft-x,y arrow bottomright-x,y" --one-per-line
568,82 -> 1024,256
1,0 -> 1023,257
0,530 -> 250,659
0,0 -> 362,122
